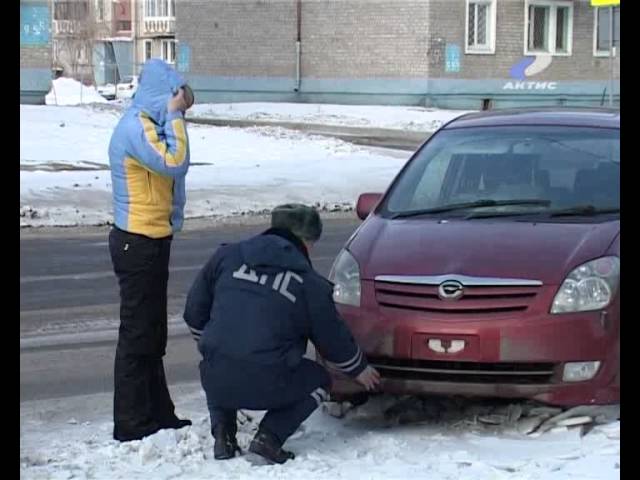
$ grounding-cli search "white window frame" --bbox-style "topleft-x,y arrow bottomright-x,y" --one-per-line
161,39 -> 176,64
524,0 -> 573,57
143,40 -> 153,61
158,0 -> 168,17
144,0 -> 156,18
95,0 -> 104,22
593,6 -> 620,57
77,44 -> 90,64
144,0 -> 175,19
465,0 -> 497,54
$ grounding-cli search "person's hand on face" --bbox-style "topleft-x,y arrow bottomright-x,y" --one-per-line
168,88 -> 188,113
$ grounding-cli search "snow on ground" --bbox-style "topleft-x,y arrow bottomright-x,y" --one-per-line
189,102 -> 473,132
20,383 -> 620,480
21,104 -> 409,227
21,105 -> 120,168
45,78 -> 109,106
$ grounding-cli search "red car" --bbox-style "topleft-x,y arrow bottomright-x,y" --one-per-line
323,108 -> 619,407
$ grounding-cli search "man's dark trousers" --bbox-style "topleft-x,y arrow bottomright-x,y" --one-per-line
109,226 -> 177,440
200,355 -> 331,445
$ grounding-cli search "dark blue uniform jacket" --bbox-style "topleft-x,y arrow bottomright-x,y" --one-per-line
183,228 -> 368,378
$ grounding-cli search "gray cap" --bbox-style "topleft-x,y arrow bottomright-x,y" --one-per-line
271,204 -> 322,242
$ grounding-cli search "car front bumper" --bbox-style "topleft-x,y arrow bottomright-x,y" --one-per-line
325,284 -> 619,407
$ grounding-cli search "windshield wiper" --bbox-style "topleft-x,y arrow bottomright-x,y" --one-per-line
391,199 -> 551,219
466,210 -> 546,219
549,205 -> 620,217
467,204 -> 620,220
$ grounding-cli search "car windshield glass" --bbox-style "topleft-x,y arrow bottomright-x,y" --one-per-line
120,77 -> 133,83
382,125 -> 619,219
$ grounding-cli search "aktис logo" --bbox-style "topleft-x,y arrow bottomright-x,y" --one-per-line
504,54 -> 557,90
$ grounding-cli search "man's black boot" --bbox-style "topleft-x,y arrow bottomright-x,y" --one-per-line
213,425 -> 241,460
248,430 -> 295,465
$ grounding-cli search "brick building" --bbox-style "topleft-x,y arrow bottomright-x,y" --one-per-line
20,0 -> 52,104
176,0 -> 620,108
51,0 -> 134,86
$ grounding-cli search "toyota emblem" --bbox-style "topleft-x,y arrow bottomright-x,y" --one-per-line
438,280 -> 464,300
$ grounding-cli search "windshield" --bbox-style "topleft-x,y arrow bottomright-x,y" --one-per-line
382,125 -> 619,219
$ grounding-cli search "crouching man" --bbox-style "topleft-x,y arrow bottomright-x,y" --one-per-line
183,204 -> 380,464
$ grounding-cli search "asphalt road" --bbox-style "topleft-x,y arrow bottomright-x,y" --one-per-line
20,217 -> 361,402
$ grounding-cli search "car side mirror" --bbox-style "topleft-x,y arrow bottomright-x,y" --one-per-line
356,193 -> 383,220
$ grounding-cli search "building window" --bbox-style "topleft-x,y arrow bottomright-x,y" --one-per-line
465,0 -> 496,54
78,44 -> 90,64
54,1 -> 89,21
158,0 -> 168,17
594,6 -> 620,56
144,40 -> 152,61
144,0 -> 156,17
144,0 -> 175,18
161,39 -> 176,64
525,1 -> 573,56
116,21 -> 131,32
96,0 -> 104,21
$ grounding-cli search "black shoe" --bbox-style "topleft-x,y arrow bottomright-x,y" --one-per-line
213,426 -> 241,460
113,422 -> 162,442
159,417 -> 192,430
249,431 -> 295,465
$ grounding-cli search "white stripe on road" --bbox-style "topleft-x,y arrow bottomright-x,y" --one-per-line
20,256 -> 336,284
20,265 -> 203,284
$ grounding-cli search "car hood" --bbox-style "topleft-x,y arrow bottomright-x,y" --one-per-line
348,216 -> 619,285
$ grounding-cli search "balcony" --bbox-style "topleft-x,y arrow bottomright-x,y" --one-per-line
142,17 -> 175,36
53,20 -> 78,36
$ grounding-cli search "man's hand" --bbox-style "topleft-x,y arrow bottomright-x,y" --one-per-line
168,88 -> 188,113
355,365 -> 381,391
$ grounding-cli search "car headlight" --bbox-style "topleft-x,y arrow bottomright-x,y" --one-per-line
551,256 -> 620,313
328,249 -> 361,306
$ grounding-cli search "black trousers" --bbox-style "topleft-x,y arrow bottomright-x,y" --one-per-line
109,227 -> 177,440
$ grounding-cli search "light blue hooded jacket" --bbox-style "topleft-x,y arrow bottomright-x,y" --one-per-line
108,59 -> 190,238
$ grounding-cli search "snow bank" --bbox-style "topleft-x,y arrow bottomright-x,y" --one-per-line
45,77 -> 109,106
189,102 -> 473,132
20,384 -> 620,480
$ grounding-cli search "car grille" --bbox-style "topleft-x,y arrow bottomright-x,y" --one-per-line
374,280 -> 539,315
369,356 -> 556,384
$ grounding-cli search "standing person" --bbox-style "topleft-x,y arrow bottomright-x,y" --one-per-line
184,204 -> 380,464
108,59 -> 195,442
